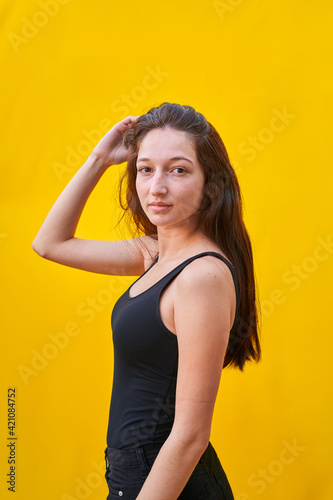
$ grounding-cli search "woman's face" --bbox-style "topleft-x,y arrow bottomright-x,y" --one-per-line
135,127 -> 205,232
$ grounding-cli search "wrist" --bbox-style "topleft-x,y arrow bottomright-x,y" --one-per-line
87,150 -> 112,171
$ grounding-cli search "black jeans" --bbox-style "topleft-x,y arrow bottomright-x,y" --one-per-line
104,441 -> 234,499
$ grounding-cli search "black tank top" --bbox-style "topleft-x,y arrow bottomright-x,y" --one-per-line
106,252 -> 240,449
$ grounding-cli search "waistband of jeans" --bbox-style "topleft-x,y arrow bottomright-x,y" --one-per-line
104,442 -> 164,468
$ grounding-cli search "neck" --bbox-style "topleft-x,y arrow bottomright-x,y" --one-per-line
155,223 -> 216,263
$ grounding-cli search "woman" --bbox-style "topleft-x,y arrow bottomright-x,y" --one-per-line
33,102 -> 261,499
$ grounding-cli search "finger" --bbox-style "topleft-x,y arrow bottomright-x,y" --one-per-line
122,115 -> 136,123
122,115 -> 141,124
115,116 -> 139,137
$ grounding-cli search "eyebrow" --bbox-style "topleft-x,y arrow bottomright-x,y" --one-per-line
137,156 -> 194,164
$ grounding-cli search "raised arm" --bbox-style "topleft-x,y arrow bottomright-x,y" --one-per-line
32,116 -> 157,276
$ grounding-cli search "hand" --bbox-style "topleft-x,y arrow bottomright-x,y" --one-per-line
92,115 -> 139,167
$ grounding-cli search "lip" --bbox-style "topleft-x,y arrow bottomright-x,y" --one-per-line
149,202 -> 172,212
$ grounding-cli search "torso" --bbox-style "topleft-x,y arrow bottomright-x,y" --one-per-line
130,246 -> 236,335
107,249 -> 240,449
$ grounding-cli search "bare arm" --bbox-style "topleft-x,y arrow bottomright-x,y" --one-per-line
32,116 -> 157,275
136,257 -> 235,499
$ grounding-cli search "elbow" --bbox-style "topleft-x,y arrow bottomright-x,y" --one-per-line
189,431 -> 210,455
32,238 -> 48,259
171,426 -> 211,458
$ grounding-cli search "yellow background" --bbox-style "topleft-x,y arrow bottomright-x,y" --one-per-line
1,0 -> 332,498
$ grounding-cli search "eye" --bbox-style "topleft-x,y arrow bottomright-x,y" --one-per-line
171,167 -> 187,174
137,167 -> 152,173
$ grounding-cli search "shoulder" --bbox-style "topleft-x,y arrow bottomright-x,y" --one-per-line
173,254 -> 236,337
176,254 -> 235,297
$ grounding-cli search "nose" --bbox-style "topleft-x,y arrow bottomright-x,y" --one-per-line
150,172 -> 167,196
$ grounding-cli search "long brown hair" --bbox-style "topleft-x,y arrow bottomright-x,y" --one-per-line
121,102 -> 261,371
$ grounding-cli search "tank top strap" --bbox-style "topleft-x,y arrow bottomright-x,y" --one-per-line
156,252 -> 240,331
156,252 -> 235,285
